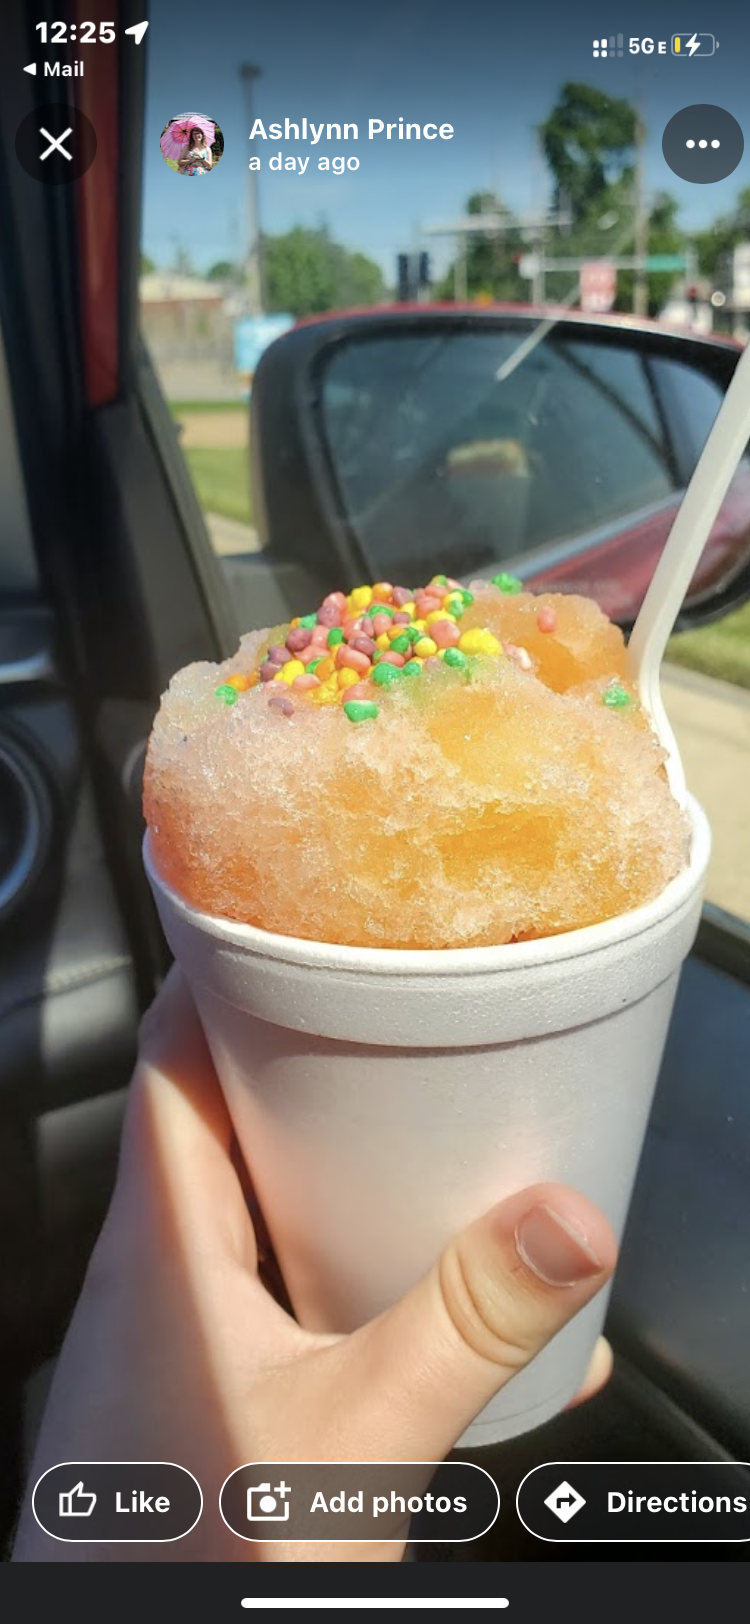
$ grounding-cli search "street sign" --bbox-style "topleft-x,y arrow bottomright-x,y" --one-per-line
580,261 -> 617,313
233,313 -> 294,377
645,255 -> 686,272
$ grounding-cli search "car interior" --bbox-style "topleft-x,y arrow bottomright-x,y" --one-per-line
1,0 -> 749,1577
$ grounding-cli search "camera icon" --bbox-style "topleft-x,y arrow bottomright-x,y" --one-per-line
246,1481 -> 291,1522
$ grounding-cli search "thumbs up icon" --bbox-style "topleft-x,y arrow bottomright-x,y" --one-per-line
58,1481 -> 97,1517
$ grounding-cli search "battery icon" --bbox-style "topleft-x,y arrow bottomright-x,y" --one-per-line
672,33 -> 716,55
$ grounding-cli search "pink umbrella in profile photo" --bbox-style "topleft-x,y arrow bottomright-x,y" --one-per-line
160,112 -> 216,161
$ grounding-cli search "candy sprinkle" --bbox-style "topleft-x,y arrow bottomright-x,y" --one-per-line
602,682 -> 634,710
344,699 -> 379,723
492,572 -> 523,594
213,574 -> 516,722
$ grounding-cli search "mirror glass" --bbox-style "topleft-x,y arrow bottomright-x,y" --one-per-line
319,326 -> 750,617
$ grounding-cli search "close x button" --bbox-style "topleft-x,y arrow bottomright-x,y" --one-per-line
32,1462 -> 202,1543
517,1462 -> 750,1542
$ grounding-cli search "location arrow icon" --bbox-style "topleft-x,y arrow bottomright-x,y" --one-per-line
124,21 -> 149,44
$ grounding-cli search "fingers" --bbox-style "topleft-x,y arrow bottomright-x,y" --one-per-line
346,1182 -> 618,1460
107,968 -> 256,1268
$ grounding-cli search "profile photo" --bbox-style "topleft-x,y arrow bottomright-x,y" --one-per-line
159,112 -> 224,176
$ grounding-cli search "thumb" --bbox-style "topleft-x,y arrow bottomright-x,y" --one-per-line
350,1182 -> 618,1460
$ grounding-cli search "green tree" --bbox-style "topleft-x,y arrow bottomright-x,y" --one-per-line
206,260 -> 237,281
435,191 -> 526,303
140,253 -> 156,274
540,83 -> 637,222
263,227 -> 385,316
693,185 -> 750,283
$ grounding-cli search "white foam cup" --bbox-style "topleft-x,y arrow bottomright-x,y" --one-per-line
144,796 -> 709,1447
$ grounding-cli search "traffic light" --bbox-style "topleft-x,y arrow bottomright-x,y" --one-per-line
396,252 -> 431,301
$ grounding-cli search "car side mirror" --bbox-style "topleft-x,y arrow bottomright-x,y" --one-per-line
250,309 -> 750,630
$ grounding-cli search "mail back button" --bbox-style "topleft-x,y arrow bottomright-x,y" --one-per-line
32,1462 -> 202,1542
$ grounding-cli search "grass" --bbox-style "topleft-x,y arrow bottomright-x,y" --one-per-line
170,399 -> 246,414
183,448 -> 253,524
667,599 -> 750,691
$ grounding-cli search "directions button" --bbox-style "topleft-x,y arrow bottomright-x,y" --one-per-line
32,1463 -> 202,1542
518,1462 -> 750,1543
15,104 -> 97,184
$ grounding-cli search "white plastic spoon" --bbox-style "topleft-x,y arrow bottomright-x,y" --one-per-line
628,334 -> 750,806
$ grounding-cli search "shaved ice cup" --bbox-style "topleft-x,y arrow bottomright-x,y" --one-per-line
143,795 -> 710,1448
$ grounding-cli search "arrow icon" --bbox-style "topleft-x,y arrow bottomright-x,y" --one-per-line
58,1480 -> 97,1517
124,21 -> 149,44
23,63 -> 37,75
544,1480 -> 586,1523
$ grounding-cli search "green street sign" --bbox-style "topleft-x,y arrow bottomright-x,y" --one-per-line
645,255 -> 686,272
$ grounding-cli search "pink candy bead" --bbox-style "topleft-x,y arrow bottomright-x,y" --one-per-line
323,591 -> 347,612
342,617 -> 364,640
292,673 -> 321,691
371,613 -> 392,637
378,650 -> 406,667
344,681 -> 372,702
316,602 -> 342,628
285,626 -> 310,654
296,645 -> 319,666
336,646 -> 371,674
392,611 -> 412,626
309,624 -> 330,646
391,587 -> 414,607
351,634 -> 376,657
431,619 -> 461,649
537,606 -> 557,634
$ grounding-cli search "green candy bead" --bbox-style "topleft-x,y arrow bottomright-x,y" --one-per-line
431,574 -> 448,587
371,662 -> 402,687
343,700 -> 379,723
402,659 -> 421,676
442,648 -> 468,671
390,634 -> 411,654
215,684 -> 239,705
492,573 -> 523,595
405,625 -> 422,643
307,657 -> 323,673
299,613 -> 317,629
602,683 -> 633,710
327,627 -> 345,646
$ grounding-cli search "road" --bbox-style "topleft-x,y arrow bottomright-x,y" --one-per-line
662,663 -> 750,921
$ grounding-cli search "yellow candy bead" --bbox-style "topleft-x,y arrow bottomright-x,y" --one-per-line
412,619 -> 426,634
458,630 -> 501,657
350,586 -> 373,611
376,633 -> 391,651
337,667 -> 360,690
315,656 -> 335,681
401,602 -> 416,618
424,610 -> 456,628
290,617 -> 301,628
414,636 -> 438,658
278,659 -> 305,684
312,683 -> 339,705
227,673 -> 249,690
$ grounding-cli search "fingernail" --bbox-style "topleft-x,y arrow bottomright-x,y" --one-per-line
515,1203 -> 605,1286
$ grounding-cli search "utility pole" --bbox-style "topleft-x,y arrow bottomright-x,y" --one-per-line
633,102 -> 648,317
240,63 -> 264,316
454,236 -> 468,301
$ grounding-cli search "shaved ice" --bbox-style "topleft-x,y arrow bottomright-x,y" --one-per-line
143,575 -> 690,949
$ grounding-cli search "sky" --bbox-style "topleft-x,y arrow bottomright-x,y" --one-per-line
141,0 -> 749,283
